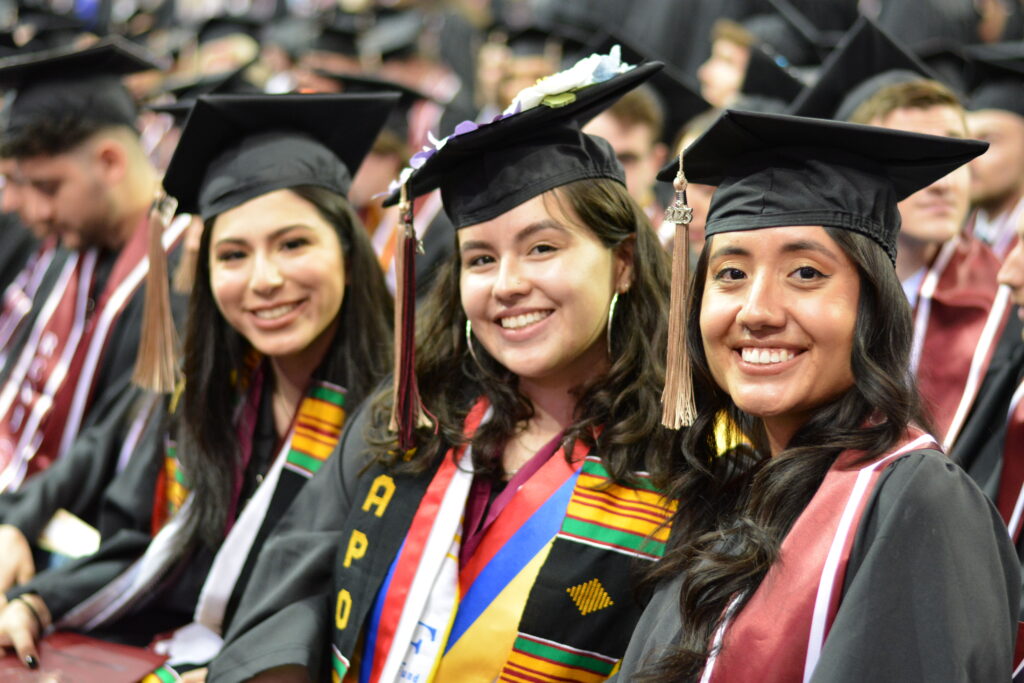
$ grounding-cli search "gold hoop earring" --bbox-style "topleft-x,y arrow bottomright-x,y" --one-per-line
466,319 -> 481,366
607,291 -> 620,355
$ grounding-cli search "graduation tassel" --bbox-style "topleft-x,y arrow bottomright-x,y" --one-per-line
132,191 -> 180,393
661,152 -> 697,429
389,182 -> 431,452
172,216 -> 200,294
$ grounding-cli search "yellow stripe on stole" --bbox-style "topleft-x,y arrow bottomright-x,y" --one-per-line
301,397 -> 345,426
569,476 -> 674,543
291,432 -> 337,461
434,541 -> 554,682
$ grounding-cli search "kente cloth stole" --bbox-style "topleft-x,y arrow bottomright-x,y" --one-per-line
59,377 -> 346,639
330,397 -> 677,683
0,214 -> 188,491
699,431 -> 937,683
0,239 -> 59,365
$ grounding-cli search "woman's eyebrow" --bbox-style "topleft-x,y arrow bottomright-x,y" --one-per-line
781,239 -> 840,260
459,220 -> 568,253
709,245 -> 750,260
215,224 -> 311,248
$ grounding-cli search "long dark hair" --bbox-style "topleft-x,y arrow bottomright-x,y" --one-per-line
367,177 -> 674,484
638,228 -> 930,681
180,185 -> 393,549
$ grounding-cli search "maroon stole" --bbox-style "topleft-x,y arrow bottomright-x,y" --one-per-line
0,214 -> 187,490
701,430 -> 936,683
0,237 -> 58,362
994,380 -> 1024,540
911,235 -> 1010,447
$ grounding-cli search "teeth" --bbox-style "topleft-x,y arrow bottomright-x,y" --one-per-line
500,311 -> 551,330
253,302 -> 300,320
741,348 -> 796,365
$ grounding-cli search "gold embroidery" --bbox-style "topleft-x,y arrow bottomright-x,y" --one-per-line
362,474 -> 396,517
344,530 -> 368,568
566,578 -> 614,616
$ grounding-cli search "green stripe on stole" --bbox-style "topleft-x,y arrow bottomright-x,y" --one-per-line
513,635 -> 617,676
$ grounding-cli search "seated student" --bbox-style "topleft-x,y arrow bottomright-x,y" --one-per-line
0,92 -> 397,679
617,110 -> 1019,681
207,52 -> 676,683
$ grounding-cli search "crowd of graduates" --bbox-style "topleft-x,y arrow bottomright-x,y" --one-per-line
0,0 -> 1019,681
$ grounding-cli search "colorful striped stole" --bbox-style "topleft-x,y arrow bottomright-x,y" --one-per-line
347,398 -> 677,682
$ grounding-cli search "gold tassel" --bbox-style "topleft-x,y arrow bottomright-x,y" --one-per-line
661,154 -> 697,429
132,192 -> 180,393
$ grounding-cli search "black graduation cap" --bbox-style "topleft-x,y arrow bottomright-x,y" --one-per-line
359,9 -> 423,63
162,92 -> 399,219
505,23 -> 591,63
196,14 -> 262,45
16,5 -> 87,51
584,34 -> 711,145
0,36 -> 166,139
657,109 -> 988,263
384,61 -> 662,228
966,43 -> 1024,117
914,39 -> 969,97
741,44 -> 805,106
787,15 -> 937,121
148,62 -> 261,125
742,12 -> 818,68
311,10 -> 372,58
311,70 -> 429,142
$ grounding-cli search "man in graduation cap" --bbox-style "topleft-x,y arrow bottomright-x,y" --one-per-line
0,37 -> 188,491
965,44 -> 1024,260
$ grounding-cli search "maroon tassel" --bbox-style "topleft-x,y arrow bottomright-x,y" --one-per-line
389,184 -> 430,452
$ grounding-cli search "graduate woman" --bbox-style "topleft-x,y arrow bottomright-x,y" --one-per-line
616,110 -> 1021,681
208,51 -> 677,682
0,92 -> 396,678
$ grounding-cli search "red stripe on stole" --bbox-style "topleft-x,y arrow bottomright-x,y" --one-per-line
504,660 -> 591,682
570,490 -> 668,525
368,402 -> 490,682
458,438 -> 587,595
710,431 -> 930,682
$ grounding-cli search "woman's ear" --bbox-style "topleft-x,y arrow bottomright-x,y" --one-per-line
613,235 -> 636,293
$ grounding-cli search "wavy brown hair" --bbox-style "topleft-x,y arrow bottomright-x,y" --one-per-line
366,177 -> 674,484
637,228 -> 931,681
180,185 -> 393,550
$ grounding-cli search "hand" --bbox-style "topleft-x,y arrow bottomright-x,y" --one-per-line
181,667 -> 208,683
0,525 -> 35,593
0,593 -> 50,667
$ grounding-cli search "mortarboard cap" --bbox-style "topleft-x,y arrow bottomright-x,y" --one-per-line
913,39 -> 969,97
148,61 -> 261,125
311,10 -> 372,58
965,43 -> 1024,118
658,109 -> 988,263
196,14 -> 262,45
741,44 -> 805,107
584,33 -> 710,145
385,58 -> 663,228
310,70 -> 429,143
787,15 -> 937,121
359,9 -> 423,63
163,92 -> 398,219
742,12 -> 818,68
0,36 -> 166,142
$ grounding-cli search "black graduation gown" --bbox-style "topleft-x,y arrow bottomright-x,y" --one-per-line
5,387 -> 281,647
0,215 -> 39,295
208,403 -> 376,683
613,451 -> 1020,681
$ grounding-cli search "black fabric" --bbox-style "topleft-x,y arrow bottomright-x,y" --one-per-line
0,215 -> 38,294
0,36 -> 164,136
742,44 -> 804,104
787,15 -> 936,120
966,43 -> 1024,117
383,62 -> 662,228
614,450 -> 1020,681
161,93 -> 398,218
660,109 -> 988,263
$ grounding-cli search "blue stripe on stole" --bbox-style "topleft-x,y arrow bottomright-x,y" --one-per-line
444,471 -> 580,653
362,538 -> 405,682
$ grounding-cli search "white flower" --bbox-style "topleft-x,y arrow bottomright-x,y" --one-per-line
504,44 -> 631,114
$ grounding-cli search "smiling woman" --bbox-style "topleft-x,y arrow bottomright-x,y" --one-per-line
206,52 -> 677,683
0,93 -> 396,680
616,110 -> 1021,682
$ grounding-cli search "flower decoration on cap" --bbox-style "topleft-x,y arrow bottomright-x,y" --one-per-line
384,46 -> 635,198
